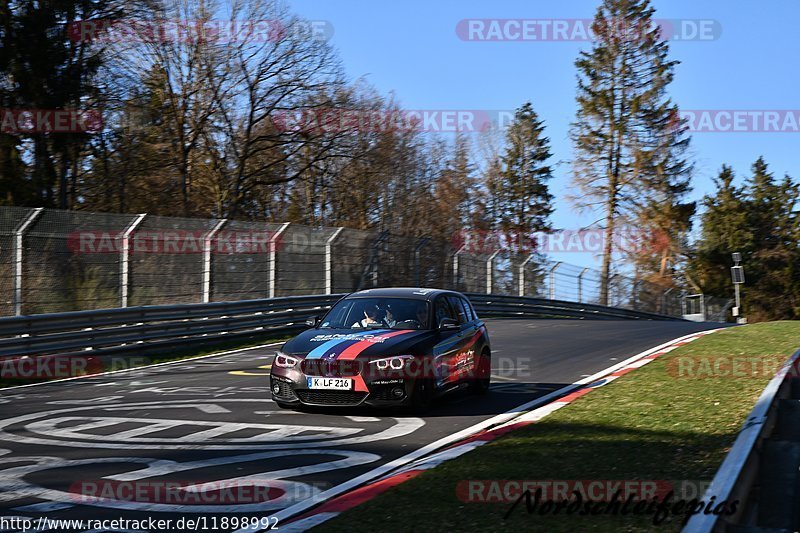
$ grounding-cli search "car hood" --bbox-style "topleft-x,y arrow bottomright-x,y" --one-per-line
281,328 -> 435,359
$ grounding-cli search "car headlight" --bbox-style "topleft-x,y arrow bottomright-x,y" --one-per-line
274,352 -> 299,368
369,355 -> 414,371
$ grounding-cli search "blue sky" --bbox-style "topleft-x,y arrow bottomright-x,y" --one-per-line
288,0 -> 800,268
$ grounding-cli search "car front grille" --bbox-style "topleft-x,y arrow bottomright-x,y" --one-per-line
301,359 -> 362,377
295,390 -> 368,406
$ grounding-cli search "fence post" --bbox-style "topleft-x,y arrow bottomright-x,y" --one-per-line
700,293 -> 706,321
202,219 -> 227,303
269,223 -> 291,299
13,208 -> 44,316
548,262 -> 562,300
661,287 -> 673,315
608,273 -> 619,306
119,213 -> 146,308
486,250 -> 500,294
577,267 -> 589,303
518,253 -> 535,297
452,244 -> 466,290
414,237 -> 430,287
325,227 -> 345,294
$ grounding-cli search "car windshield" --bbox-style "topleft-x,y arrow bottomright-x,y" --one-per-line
319,297 -> 430,330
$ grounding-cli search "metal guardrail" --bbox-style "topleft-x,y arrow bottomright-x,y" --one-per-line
0,294 -> 345,361
683,348 -> 800,533
0,292 -> 684,362
466,293 -> 685,321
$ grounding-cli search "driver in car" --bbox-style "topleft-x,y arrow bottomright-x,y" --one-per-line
352,306 -> 383,328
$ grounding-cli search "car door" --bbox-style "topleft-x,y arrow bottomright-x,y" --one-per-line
446,295 -> 480,382
431,295 -> 470,389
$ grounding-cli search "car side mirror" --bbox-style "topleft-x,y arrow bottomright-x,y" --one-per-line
438,317 -> 460,331
305,315 -> 320,328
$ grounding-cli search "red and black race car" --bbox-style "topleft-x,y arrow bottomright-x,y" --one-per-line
269,288 -> 491,411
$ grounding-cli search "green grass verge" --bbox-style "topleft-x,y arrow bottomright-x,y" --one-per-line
0,333 -> 289,389
317,321 -> 800,532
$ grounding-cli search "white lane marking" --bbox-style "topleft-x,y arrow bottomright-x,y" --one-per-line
490,374 -> 517,381
0,341 -> 284,392
0,456 -> 65,502
36,418 -> 125,435
109,449 -> 378,482
236,328 -> 725,532
0,394 -> 27,405
345,416 -> 380,423
24,416 -> 363,444
12,501 -> 74,512
0,400 -> 425,451
103,404 -> 232,414
0,450 -> 376,513
48,396 -> 126,405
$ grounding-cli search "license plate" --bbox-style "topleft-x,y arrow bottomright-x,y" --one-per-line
306,377 -> 353,390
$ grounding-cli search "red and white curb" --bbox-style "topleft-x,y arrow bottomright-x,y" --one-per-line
242,329 -> 724,532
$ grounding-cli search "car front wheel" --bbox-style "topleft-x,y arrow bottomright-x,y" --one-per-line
470,349 -> 491,395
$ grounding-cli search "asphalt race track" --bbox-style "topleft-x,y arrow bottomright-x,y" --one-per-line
0,319 -> 722,532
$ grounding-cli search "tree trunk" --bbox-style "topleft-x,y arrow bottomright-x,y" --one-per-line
600,198 -> 616,306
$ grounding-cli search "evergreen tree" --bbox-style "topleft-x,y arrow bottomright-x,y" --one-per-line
743,158 -> 800,319
497,102 -> 553,242
570,0 -> 692,304
689,159 -> 800,321
688,165 -> 751,298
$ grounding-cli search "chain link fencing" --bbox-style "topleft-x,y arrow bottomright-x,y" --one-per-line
0,207 -> 731,320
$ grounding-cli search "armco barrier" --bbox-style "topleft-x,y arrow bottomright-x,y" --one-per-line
0,292 -> 684,363
465,293 -> 684,321
683,348 -> 800,532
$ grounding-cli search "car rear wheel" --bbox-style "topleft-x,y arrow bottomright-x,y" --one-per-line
470,349 -> 491,395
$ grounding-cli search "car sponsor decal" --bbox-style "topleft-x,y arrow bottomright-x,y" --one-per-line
336,330 -> 415,361
304,330 -> 391,360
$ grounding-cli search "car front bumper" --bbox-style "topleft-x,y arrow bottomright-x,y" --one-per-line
270,366 -> 416,407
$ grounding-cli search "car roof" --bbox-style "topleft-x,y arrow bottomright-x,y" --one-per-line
345,287 -> 460,301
